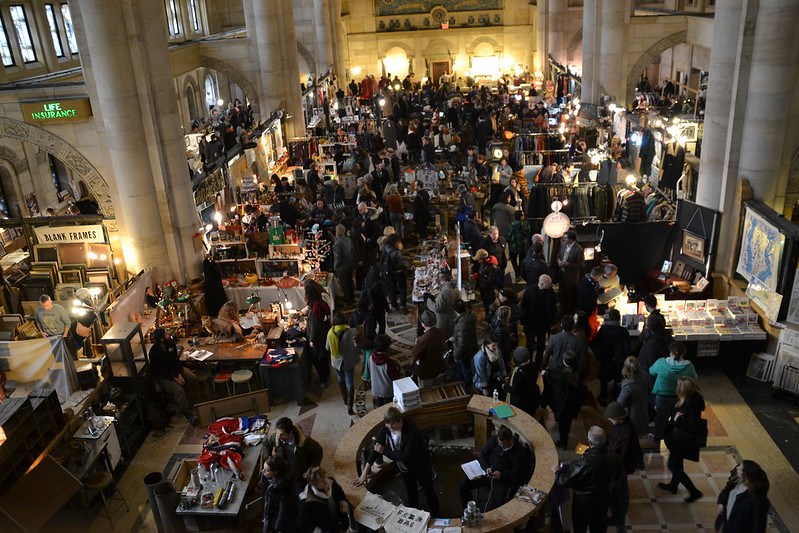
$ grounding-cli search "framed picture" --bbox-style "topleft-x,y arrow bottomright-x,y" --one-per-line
681,231 -> 706,263
59,270 -> 83,284
33,244 -> 60,263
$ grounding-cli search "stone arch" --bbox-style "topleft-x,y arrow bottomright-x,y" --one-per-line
379,41 -> 414,60
625,30 -> 687,105
466,36 -> 502,56
424,38 -> 456,60
296,40 -> 315,75
182,74 -> 201,121
567,28 -> 583,63
0,117 -> 114,218
198,55 -> 260,115
0,145 -> 28,174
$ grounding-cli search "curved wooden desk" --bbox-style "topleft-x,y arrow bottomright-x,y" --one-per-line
333,394 -> 558,533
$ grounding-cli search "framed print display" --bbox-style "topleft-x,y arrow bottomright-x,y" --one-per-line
681,231 -> 705,263
33,244 -> 59,263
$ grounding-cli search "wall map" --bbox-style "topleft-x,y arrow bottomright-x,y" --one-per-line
376,0 -> 502,16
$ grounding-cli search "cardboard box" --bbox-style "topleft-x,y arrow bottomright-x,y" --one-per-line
172,459 -> 199,492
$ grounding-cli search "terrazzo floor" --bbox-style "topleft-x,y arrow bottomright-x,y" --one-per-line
37,306 -> 799,533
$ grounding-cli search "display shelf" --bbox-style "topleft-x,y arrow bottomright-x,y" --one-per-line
257,258 -> 301,278
209,240 -> 249,261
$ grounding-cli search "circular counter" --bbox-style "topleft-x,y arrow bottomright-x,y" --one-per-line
333,394 -> 558,532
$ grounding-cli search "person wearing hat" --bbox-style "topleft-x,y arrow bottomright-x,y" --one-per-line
477,254 -> 501,317
412,309 -> 446,387
606,402 -> 643,532
503,347 -> 541,418
148,328 -> 198,425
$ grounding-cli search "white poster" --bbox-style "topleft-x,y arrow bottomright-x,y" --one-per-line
34,224 -> 105,244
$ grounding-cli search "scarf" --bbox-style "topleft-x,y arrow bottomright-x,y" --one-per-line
328,325 -> 348,359
486,345 -> 500,363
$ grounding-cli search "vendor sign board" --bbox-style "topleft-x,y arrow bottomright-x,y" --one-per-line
21,98 -> 93,125
34,224 -> 105,244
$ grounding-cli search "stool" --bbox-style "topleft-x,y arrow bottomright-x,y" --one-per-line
194,365 -> 213,400
231,369 -> 254,394
213,370 -> 233,398
84,470 -> 129,529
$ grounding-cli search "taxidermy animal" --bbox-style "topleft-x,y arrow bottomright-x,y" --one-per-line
202,317 -> 243,342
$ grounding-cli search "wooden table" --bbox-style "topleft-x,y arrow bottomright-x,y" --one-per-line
334,394 -> 558,533
174,442 -> 260,527
178,339 -> 267,363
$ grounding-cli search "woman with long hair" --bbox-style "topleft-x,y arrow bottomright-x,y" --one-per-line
659,376 -> 705,502
716,460 -> 770,533
617,356 -> 650,437
261,456 -> 297,533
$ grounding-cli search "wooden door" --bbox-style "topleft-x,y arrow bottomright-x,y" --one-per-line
431,61 -> 450,86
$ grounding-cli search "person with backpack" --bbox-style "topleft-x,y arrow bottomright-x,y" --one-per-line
507,211 -> 531,279
368,334 -> 401,408
326,313 -> 360,415
381,234 -> 407,311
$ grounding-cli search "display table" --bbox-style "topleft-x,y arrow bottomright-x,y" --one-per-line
258,346 -> 310,406
179,339 -> 267,363
223,277 -> 333,311
334,394 -> 557,532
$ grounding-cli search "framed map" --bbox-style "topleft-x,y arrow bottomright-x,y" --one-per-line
737,206 -> 784,292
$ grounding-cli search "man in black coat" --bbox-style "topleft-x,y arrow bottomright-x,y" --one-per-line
459,426 -> 533,511
474,114 -> 493,155
354,407 -> 440,516
480,226 -> 508,275
521,241 -> 549,285
606,402 -> 643,530
556,426 -> 624,533
463,211 -> 484,256
576,267 -> 604,317
148,328 -> 197,424
413,181 -> 432,239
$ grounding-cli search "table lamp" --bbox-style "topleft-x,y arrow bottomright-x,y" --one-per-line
246,293 -> 262,314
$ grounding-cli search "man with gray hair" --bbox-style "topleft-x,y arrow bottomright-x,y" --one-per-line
554,425 -> 624,533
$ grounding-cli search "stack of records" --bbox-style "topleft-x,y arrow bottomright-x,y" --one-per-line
392,377 -> 421,411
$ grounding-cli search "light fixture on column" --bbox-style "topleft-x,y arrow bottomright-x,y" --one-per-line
217,98 -> 224,107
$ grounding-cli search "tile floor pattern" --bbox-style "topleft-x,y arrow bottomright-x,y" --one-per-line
40,306 -> 799,533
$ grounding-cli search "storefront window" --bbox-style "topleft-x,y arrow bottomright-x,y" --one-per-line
45,5 -> 64,58
9,5 -> 36,64
188,0 -> 201,33
60,4 -> 78,55
165,0 -> 181,36
0,15 -> 14,66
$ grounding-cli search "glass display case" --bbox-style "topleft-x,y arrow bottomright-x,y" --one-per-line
100,321 -> 147,379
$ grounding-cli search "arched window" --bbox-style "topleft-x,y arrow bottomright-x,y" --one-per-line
186,84 -> 197,121
204,74 -> 217,110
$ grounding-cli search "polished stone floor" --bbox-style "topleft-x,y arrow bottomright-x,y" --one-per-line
39,307 -> 799,532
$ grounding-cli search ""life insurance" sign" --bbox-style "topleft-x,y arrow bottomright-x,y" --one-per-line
21,98 -> 93,125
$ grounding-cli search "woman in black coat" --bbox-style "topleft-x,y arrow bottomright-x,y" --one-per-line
716,460 -> 770,533
297,466 -> 354,533
543,352 -> 586,450
658,376 -> 705,502
262,456 -> 298,533
504,347 -> 541,418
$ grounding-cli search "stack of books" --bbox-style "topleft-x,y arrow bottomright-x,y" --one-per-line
392,377 -> 421,411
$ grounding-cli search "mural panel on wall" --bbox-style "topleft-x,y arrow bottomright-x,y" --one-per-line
375,0 -> 501,16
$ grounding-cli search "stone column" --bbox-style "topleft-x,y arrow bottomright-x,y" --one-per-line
547,0 -> 566,65
279,0 -> 306,137
735,0 -> 799,210
131,0 -> 201,280
248,0 -> 288,117
536,0 -> 548,74
314,0 -> 334,75
581,0 -> 601,105
330,0 -> 348,83
598,0 -> 626,101
71,0 -> 174,279
695,0 -> 743,210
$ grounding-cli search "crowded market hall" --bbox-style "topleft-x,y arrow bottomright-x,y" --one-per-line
0,1 -> 796,532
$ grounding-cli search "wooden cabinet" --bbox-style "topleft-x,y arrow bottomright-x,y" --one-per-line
0,389 -> 66,496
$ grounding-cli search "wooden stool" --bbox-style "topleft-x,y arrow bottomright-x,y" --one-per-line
84,470 -> 129,528
213,370 -> 233,398
231,369 -> 254,394
194,365 -> 213,400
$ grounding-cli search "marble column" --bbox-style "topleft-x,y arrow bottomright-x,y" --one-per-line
536,0 -> 548,74
598,0 -> 626,101
248,0 -> 288,117
735,0 -> 799,210
131,0 -> 201,280
72,0 -> 174,279
696,0 -> 743,210
279,0 -> 306,137
330,0 -> 348,83
547,0 -> 566,65
581,0 -> 601,105
314,0 -> 334,75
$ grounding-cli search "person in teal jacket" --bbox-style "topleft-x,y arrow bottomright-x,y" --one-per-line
649,342 -> 697,444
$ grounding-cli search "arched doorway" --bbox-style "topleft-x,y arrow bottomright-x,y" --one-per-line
0,165 -> 21,218
625,30 -> 688,105
204,73 -> 219,110
383,46 -> 409,80
186,84 -> 198,122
